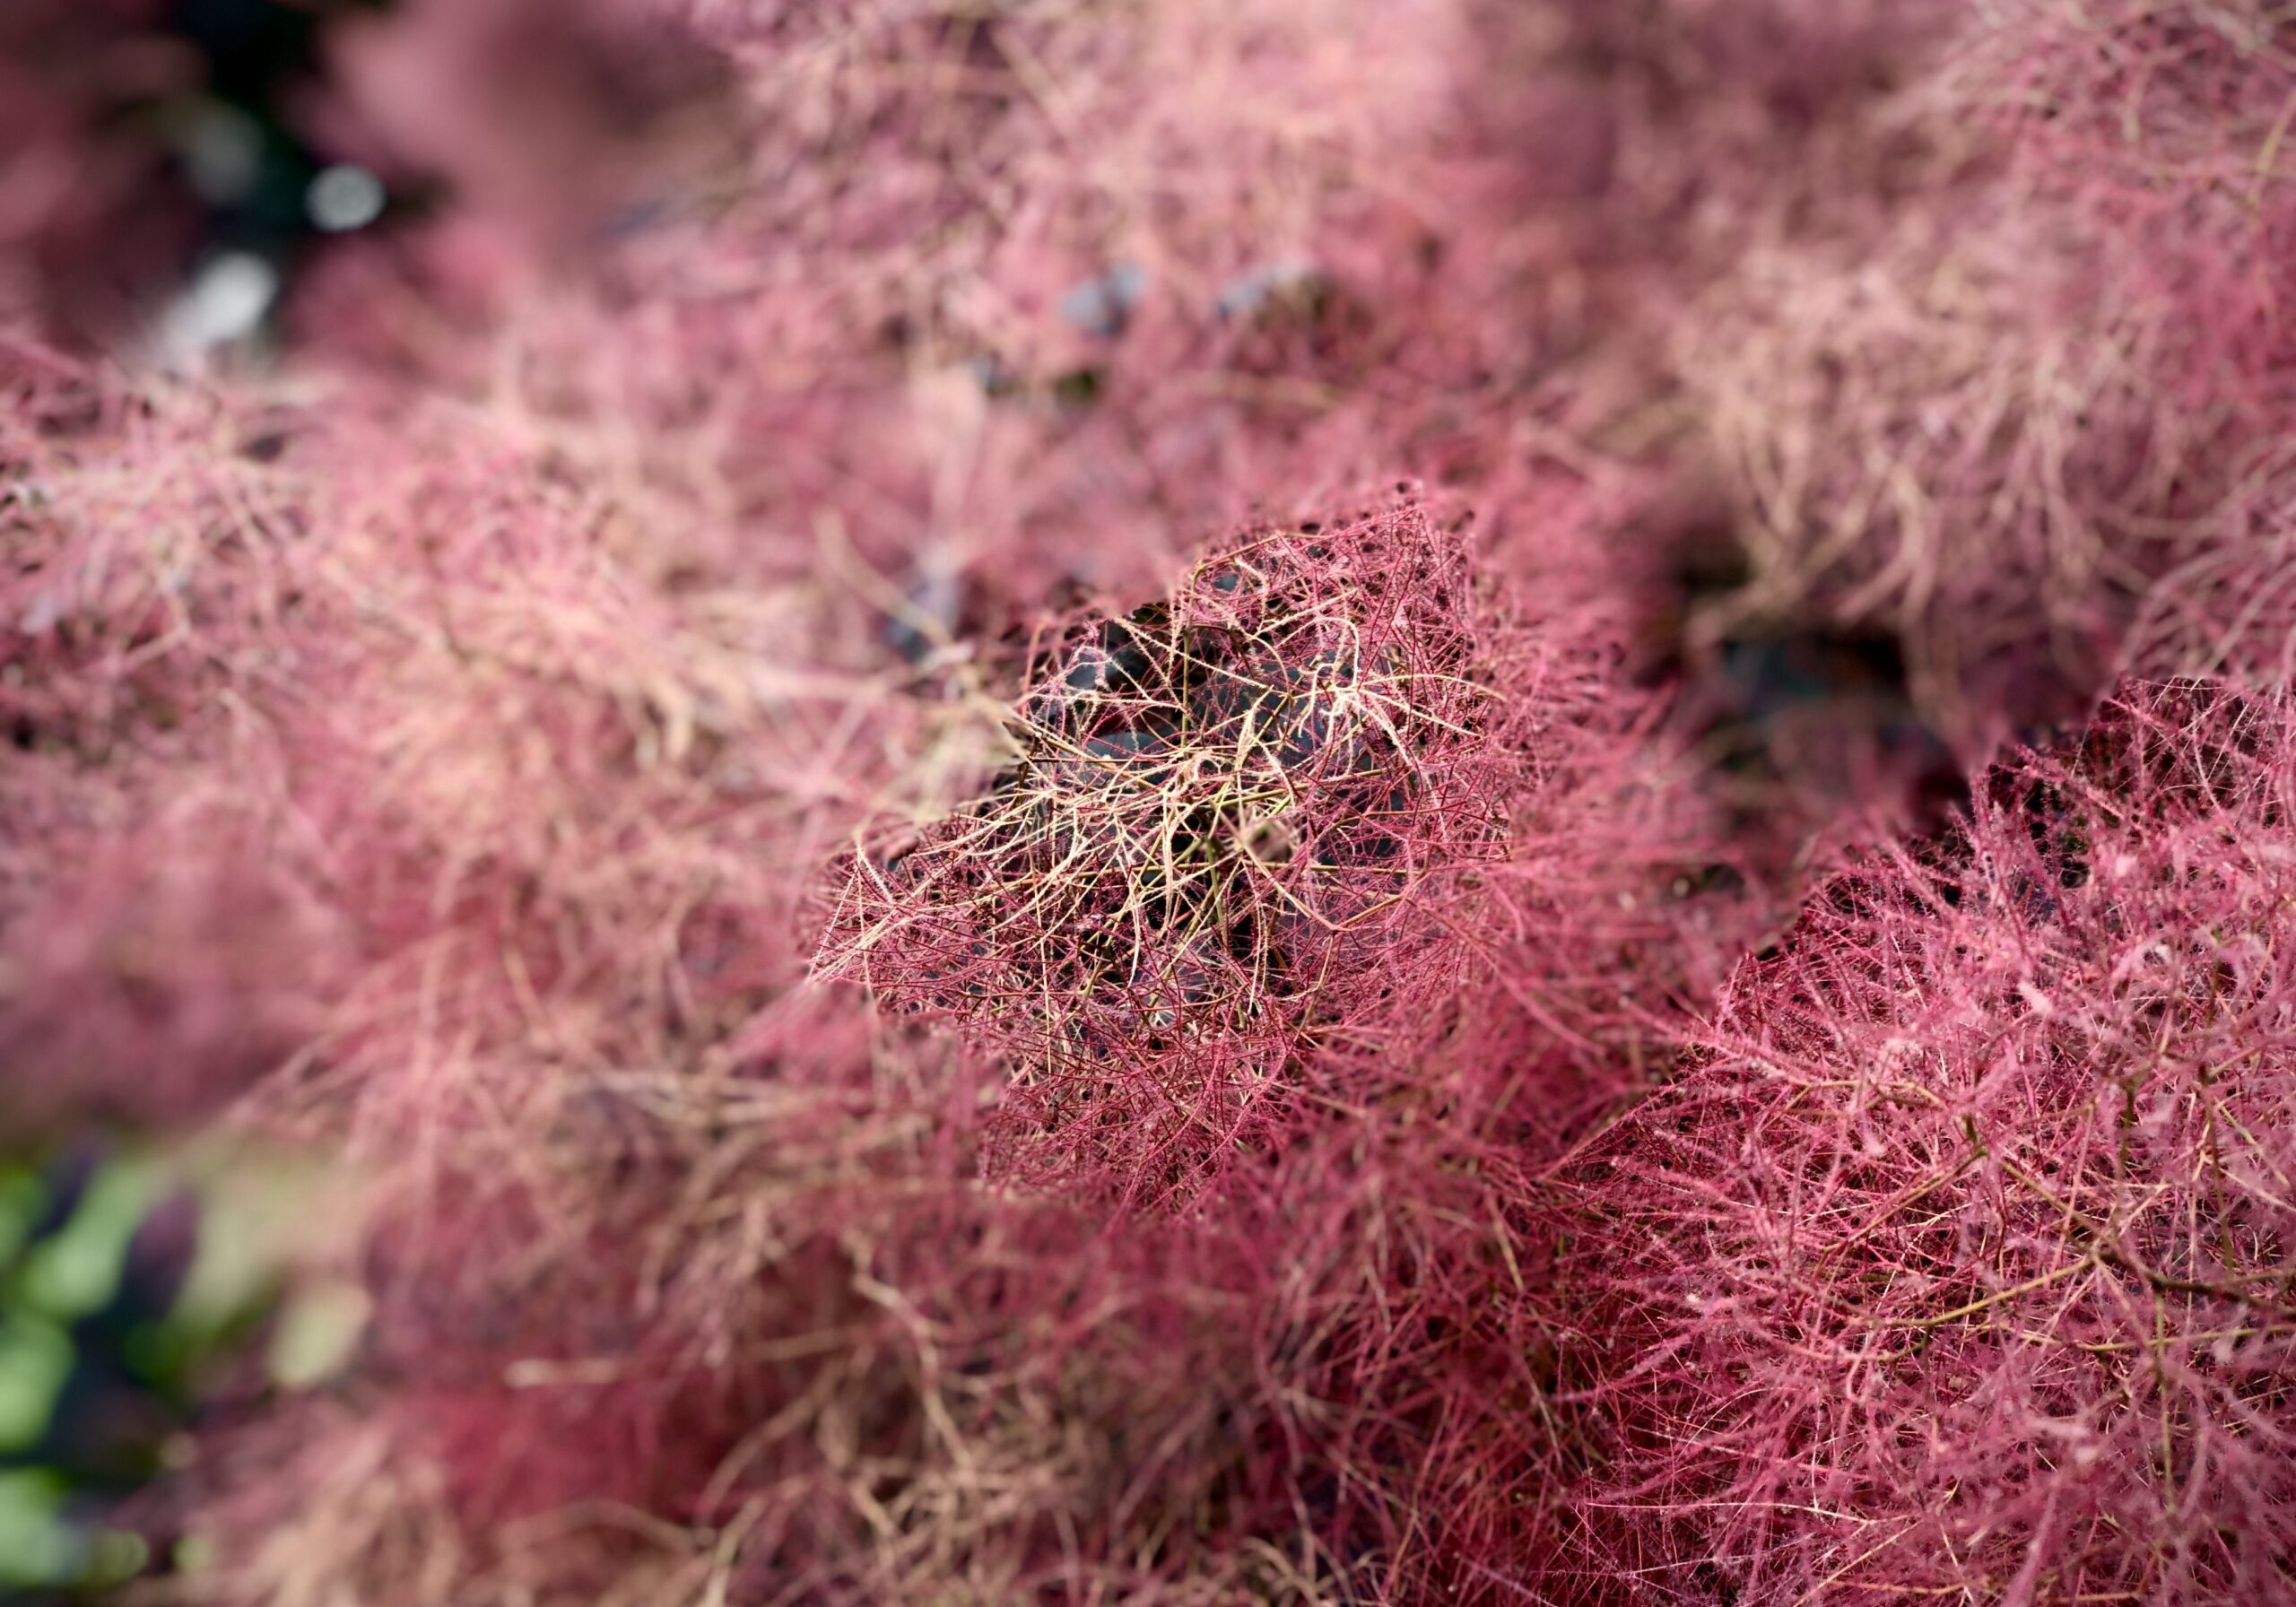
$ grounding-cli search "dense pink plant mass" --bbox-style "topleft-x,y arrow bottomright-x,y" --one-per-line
1550,682 -> 2296,1603
7,0 -> 2296,1603
816,497 -> 1535,1200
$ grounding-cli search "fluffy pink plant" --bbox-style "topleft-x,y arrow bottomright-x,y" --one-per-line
1457,0 -> 1963,278
0,804 -> 344,1140
1947,0 -> 2296,411
1,337 -> 348,1134
813,494 -> 1561,1203
193,988 -> 1384,1606
9,334 -> 1447,1599
352,0 -> 1502,614
3,269 -> 1692,1607
1965,0 -> 2296,694
798,479 -> 1744,1592
1413,1 -> 2296,858
0,10 -> 1534,1580
1638,0 -> 2296,804
45,4 -> 2296,1603
1540,679 -> 2296,1604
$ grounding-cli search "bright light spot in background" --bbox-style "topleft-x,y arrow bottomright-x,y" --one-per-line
156,252 -> 279,369
306,163 -> 387,233
267,1279 -> 373,1388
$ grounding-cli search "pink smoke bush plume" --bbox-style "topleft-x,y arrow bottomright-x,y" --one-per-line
1548,681 -> 2296,1603
8,0 -> 2296,1603
816,497 -> 1544,1200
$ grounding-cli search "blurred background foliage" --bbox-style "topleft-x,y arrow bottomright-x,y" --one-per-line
0,1139 -> 363,1601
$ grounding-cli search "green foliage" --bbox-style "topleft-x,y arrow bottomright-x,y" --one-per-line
0,1142 -> 361,1596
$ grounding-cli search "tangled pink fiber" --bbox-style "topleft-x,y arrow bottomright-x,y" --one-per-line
815,495 -> 1552,1199
9,0 -> 2296,1603
1547,681 -> 2296,1603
